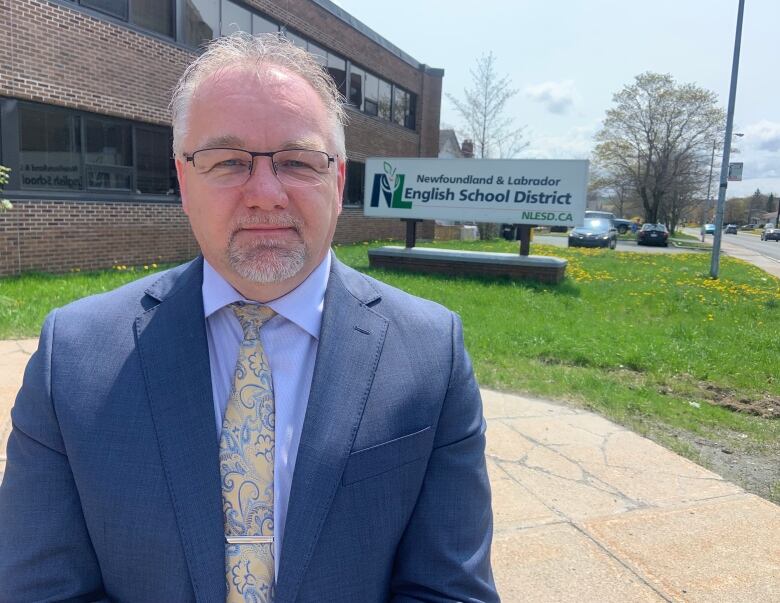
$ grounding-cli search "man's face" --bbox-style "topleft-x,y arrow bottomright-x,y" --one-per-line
176,65 -> 345,301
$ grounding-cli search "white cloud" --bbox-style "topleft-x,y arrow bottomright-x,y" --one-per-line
523,80 -> 578,115
743,120 -> 780,152
520,124 -> 597,160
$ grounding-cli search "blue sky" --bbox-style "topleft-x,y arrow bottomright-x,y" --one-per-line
333,0 -> 780,198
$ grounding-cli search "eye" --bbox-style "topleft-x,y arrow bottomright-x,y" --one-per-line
214,158 -> 250,169
276,158 -> 313,170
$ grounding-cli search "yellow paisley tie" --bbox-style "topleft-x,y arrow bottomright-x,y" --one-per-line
220,302 -> 276,603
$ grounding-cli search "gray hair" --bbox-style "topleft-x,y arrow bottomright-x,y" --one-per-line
170,32 -> 346,158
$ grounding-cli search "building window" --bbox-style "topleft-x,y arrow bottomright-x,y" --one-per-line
392,88 -> 416,129
136,128 -> 175,194
69,0 -> 418,130
364,73 -> 379,117
183,0 -> 219,48
345,161 -> 365,206
221,0 -> 252,35
76,0 -> 174,37
307,42 -> 327,67
286,31 -> 308,49
80,0 -> 128,20
12,102 -> 175,197
326,54 -> 347,100
406,92 -> 417,130
130,0 -> 174,36
20,105 -> 82,191
85,118 -> 133,190
348,66 -> 415,130
349,65 -> 364,111
252,14 -> 278,34
377,79 -> 392,121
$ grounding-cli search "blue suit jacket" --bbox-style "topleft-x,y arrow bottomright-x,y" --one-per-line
0,256 -> 497,602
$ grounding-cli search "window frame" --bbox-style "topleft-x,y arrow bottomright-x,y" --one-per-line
2,99 -> 178,202
344,160 -> 365,206
71,0 -> 175,39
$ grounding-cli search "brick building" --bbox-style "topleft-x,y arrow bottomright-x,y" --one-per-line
0,0 -> 442,275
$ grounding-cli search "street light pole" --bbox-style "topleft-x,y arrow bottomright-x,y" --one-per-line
706,140 -> 717,222
710,0 -> 745,279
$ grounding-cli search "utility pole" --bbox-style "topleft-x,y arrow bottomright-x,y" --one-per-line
706,140 -> 717,222
710,0 -> 745,279
775,195 -> 780,228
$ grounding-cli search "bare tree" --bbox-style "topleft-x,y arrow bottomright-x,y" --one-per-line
447,52 -> 528,238
589,167 -> 642,219
447,52 -> 527,160
594,72 -> 724,224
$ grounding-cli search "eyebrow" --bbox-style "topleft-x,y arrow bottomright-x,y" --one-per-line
200,135 -> 245,149
281,137 -> 325,151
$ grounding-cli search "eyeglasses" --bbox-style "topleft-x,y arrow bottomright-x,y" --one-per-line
183,147 -> 336,188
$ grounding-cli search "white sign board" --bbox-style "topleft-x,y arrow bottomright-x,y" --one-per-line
728,162 -> 743,181
364,158 -> 588,226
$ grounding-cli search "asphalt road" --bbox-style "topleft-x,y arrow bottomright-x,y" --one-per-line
717,230 -> 780,261
533,234 -> 692,254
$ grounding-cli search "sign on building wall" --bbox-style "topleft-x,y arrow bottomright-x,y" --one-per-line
364,158 -> 588,226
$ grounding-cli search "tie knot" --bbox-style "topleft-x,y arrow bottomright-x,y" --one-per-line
230,302 -> 276,340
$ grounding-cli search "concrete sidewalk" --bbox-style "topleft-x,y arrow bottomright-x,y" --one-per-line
2,339 -> 779,601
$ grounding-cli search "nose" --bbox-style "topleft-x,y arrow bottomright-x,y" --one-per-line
240,155 -> 289,210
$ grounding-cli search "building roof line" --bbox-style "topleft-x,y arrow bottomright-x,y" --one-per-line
310,0 -> 424,69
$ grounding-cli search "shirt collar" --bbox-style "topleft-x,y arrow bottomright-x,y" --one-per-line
202,253 -> 331,340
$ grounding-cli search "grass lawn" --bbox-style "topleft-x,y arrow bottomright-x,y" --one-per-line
0,264 -> 172,339
1,240 -> 779,500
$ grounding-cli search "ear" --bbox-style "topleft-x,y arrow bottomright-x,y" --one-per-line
175,156 -> 190,215
335,157 -> 346,215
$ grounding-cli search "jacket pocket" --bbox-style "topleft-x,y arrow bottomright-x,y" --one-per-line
342,426 -> 433,485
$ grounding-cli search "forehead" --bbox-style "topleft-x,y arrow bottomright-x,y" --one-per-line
186,65 -> 331,149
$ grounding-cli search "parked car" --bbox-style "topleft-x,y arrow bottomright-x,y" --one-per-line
612,218 -> 633,234
583,210 -> 632,233
724,224 -> 738,234
584,210 -> 615,222
637,223 -> 669,247
568,218 -> 617,249
703,223 -> 716,235
761,224 -> 780,241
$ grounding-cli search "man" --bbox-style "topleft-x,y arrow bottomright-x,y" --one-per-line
0,33 -> 497,602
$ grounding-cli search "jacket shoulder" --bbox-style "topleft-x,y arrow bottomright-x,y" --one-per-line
54,259 -> 200,321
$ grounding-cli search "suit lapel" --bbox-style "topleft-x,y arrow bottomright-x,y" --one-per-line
276,259 -> 388,603
135,258 -> 225,602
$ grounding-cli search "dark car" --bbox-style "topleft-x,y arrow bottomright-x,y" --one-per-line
761,224 -> 780,241
724,224 -> 738,234
637,223 -> 669,247
568,218 -> 617,249
612,218 -> 633,234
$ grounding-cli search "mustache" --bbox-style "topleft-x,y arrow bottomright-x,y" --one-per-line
231,214 -> 303,233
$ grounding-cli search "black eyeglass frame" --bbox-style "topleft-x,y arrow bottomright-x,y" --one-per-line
182,147 -> 337,180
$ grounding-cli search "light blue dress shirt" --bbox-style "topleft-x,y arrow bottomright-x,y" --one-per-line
202,254 -> 330,576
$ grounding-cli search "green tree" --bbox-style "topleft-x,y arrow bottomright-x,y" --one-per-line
749,189 -> 766,224
594,72 -> 724,224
